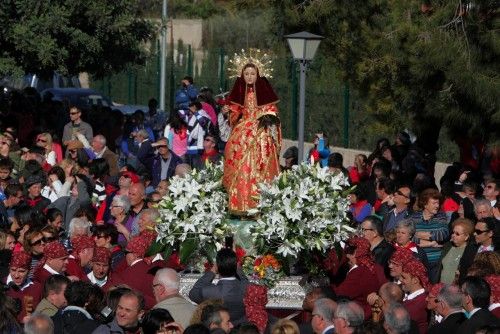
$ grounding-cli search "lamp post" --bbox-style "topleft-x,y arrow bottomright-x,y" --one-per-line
285,31 -> 323,163
159,0 -> 168,112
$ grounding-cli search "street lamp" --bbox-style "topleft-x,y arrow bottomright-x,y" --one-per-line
285,31 -> 323,163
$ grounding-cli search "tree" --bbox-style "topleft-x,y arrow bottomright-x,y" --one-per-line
269,0 -> 499,164
0,0 -> 155,79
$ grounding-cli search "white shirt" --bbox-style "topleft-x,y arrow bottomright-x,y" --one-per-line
43,263 -> 60,275
404,288 -> 425,301
322,325 -> 335,334
87,272 -> 108,287
6,274 -> 34,291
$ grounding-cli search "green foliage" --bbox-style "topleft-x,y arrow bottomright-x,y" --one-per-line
0,0 -> 154,79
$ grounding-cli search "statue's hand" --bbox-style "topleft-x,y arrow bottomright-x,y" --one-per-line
258,114 -> 280,129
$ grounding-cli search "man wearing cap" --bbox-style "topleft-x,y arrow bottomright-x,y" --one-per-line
62,106 -> 94,146
66,235 -> 95,281
88,247 -> 111,287
5,251 -> 43,323
108,235 -> 155,309
25,175 -> 51,213
33,241 -> 70,286
149,137 -> 182,187
401,259 -> 429,334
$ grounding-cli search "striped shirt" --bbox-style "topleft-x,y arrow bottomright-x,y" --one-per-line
411,211 -> 449,263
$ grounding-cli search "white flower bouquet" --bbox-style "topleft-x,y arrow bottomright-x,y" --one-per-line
249,163 -> 355,269
155,162 -> 231,264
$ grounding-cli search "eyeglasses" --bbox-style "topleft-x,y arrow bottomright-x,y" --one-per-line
43,236 -> 57,243
111,205 -> 123,208
395,190 -> 409,198
68,149 -> 77,154
452,231 -> 465,236
69,111 -> 79,115
475,229 -> 490,235
30,238 -> 45,246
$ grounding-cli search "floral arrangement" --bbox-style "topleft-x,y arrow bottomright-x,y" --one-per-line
242,254 -> 284,289
155,162 -> 231,264
249,163 -> 355,271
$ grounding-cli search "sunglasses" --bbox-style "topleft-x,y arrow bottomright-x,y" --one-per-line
475,229 -> 490,235
395,190 -> 409,198
93,235 -> 107,239
69,111 -> 79,115
156,145 -> 168,148
68,149 -> 77,153
30,237 -> 54,246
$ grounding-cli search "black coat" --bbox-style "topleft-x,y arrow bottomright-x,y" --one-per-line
428,312 -> 466,334
52,308 -> 100,334
457,309 -> 500,334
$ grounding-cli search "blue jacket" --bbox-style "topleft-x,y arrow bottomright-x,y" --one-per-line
151,151 -> 183,187
175,85 -> 199,110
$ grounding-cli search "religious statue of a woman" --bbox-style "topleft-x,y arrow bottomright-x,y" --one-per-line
222,51 -> 282,216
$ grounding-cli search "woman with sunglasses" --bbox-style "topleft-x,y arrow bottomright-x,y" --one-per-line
23,228 -> 46,279
438,218 -> 476,284
35,132 -> 57,166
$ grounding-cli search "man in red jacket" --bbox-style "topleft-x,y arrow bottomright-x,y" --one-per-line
33,241 -> 69,286
401,259 -> 429,334
107,235 -> 155,309
66,235 -> 94,281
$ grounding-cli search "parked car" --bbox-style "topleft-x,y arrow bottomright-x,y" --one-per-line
1,72 -> 81,93
41,88 -> 113,110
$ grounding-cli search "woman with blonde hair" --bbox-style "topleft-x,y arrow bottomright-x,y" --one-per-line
35,132 -> 56,166
271,319 -> 300,334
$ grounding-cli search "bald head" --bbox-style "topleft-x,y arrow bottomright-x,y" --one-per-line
24,313 -> 54,334
380,282 -> 404,306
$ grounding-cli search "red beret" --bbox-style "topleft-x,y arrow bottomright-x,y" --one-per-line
390,247 -> 415,265
402,259 -> 429,290
126,235 -> 149,258
92,247 -> 111,264
10,251 -> 32,269
71,235 -> 95,256
121,171 -> 140,184
44,241 -> 69,259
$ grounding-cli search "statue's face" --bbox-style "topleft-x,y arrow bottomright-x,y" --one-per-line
243,66 -> 257,85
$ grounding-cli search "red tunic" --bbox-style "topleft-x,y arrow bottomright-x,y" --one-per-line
107,260 -> 155,309
66,257 -> 90,282
33,267 -> 55,286
404,292 -> 429,334
6,281 -> 43,323
334,265 -> 381,319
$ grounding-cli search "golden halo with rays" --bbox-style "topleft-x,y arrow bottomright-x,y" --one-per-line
227,48 -> 274,79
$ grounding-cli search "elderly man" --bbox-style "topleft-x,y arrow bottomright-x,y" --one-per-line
311,298 -> 337,334
332,301 -> 364,334
152,268 -> 195,328
87,135 -> 119,176
93,290 -> 145,334
149,137 -> 182,187
24,313 -> 54,334
474,199 -> 493,220
383,304 -> 412,334
201,304 -> 234,334
428,284 -> 466,333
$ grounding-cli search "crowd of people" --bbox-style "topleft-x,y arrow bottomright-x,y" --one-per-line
0,73 -> 499,334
